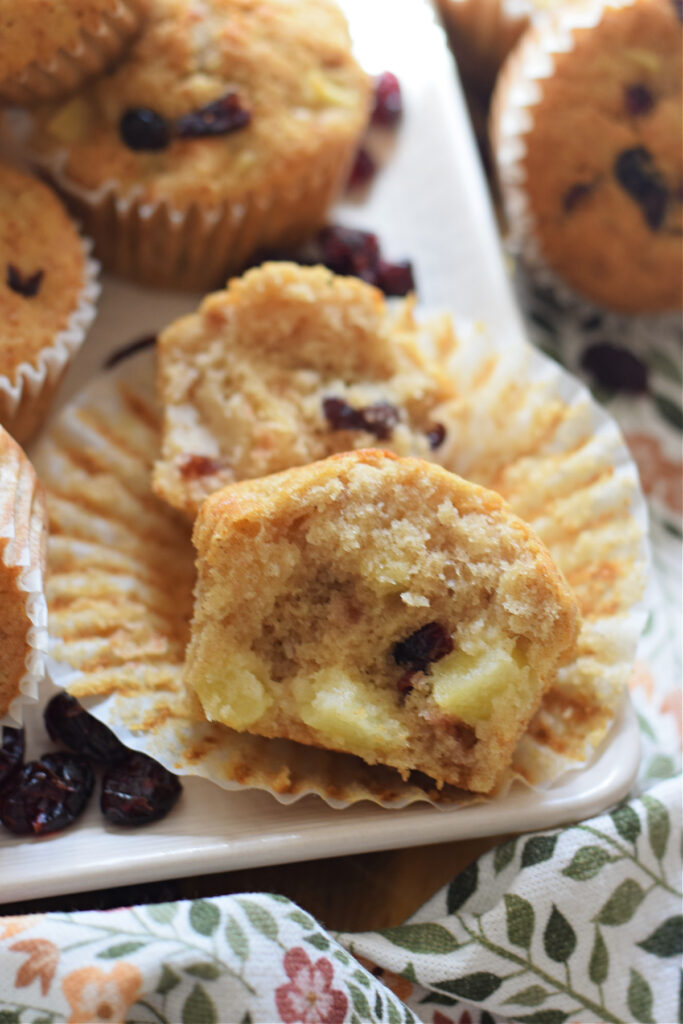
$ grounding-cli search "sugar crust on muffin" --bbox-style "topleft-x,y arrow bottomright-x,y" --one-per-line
153,262 -> 456,518
29,0 -> 370,208
0,0 -> 149,104
185,449 -> 579,794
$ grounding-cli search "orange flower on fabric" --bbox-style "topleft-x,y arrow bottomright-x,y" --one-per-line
625,433 -> 683,514
62,962 -> 142,1024
10,938 -> 59,996
0,915 -> 42,941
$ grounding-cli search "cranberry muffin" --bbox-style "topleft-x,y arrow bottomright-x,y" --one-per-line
21,0 -> 371,290
491,0 -> 683,312
185,449 -> 579,794
0,162 -> 98,445
153,262 -> 454,518
0,0 -> 149,105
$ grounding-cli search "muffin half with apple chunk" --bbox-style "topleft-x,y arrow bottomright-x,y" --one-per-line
185,449 -> 579,794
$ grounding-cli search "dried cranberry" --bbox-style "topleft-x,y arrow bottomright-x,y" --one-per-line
0,728 -> 24,792
426,423 -> 446,449
396,670 -> 417,700
562,182 -> 593,213
614,147 -> 668,230
322,396 -> 362,431
624,83 -> 655,116
6,264 -> 44,297
347,146 -> 376,189
357,401 -> 400,440
0,753 -> 94,836
316,226 -> 381,282
44,692 -> 127,764
119,108 -> 170,151
371,72 -> 402,127
176,92 -> 250,138
580,342 -> 648,393
322,397 -> 399,440
376,259 -> 414,296
393,622 -> 453,673
179,454 -> 226,479
104,333 -> 157,369
101,752 -> 182,827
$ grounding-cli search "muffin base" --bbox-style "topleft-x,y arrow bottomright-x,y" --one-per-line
32,140 -> 358,291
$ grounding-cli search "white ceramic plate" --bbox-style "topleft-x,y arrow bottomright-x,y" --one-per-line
2,0 -> 641,901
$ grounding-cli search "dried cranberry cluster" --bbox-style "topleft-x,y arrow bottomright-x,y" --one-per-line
285,225 -> 415,296
0,694 -> 181,837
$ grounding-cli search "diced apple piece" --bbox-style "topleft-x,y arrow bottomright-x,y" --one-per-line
294,668 -> 407,759
431,646 -> 530,724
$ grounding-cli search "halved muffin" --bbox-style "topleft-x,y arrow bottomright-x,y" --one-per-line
185,449 -> 579,793
153,262 -> 456,518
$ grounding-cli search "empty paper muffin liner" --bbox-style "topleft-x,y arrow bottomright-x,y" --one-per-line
0,0 -> 147,106
0,428 -> 48,725
33,317 -> 648,807
0,236 -> 100,447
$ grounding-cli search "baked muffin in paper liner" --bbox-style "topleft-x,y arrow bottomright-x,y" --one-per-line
8,0 -> 371,292
490,0 -> 683,314
0,161 -> 101,447
0,0 -> 148,106
33,310 -> 648,807
0,425 -> 48,725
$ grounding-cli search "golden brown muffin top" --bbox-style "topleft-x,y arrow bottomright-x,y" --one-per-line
0,162 -> 86,379
31,0 -> 371,208
0,0 -> 135,80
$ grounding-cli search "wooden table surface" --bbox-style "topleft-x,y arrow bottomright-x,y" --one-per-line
0,831 -> 506,932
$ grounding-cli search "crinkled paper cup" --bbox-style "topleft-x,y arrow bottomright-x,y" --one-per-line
0,237 -> 100,447
33,316 -> 648,807
0,427 -> 48,725
24,140 -> 357,292
0,0 -> 147,106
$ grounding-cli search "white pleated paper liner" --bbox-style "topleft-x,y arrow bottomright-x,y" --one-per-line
0,235 -> 100,446
0,0 -> 147,106
32,321 -> 648,807
0,428 -> 49,726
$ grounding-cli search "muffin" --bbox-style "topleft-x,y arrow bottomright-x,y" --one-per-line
0,424 -> 48,722
0,162 -> 99,445
491,0 -> 683,313
185,449 -> 579,794
19,0 -> 371,291
0,0 -> 149,106
153,262 -> 455,518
